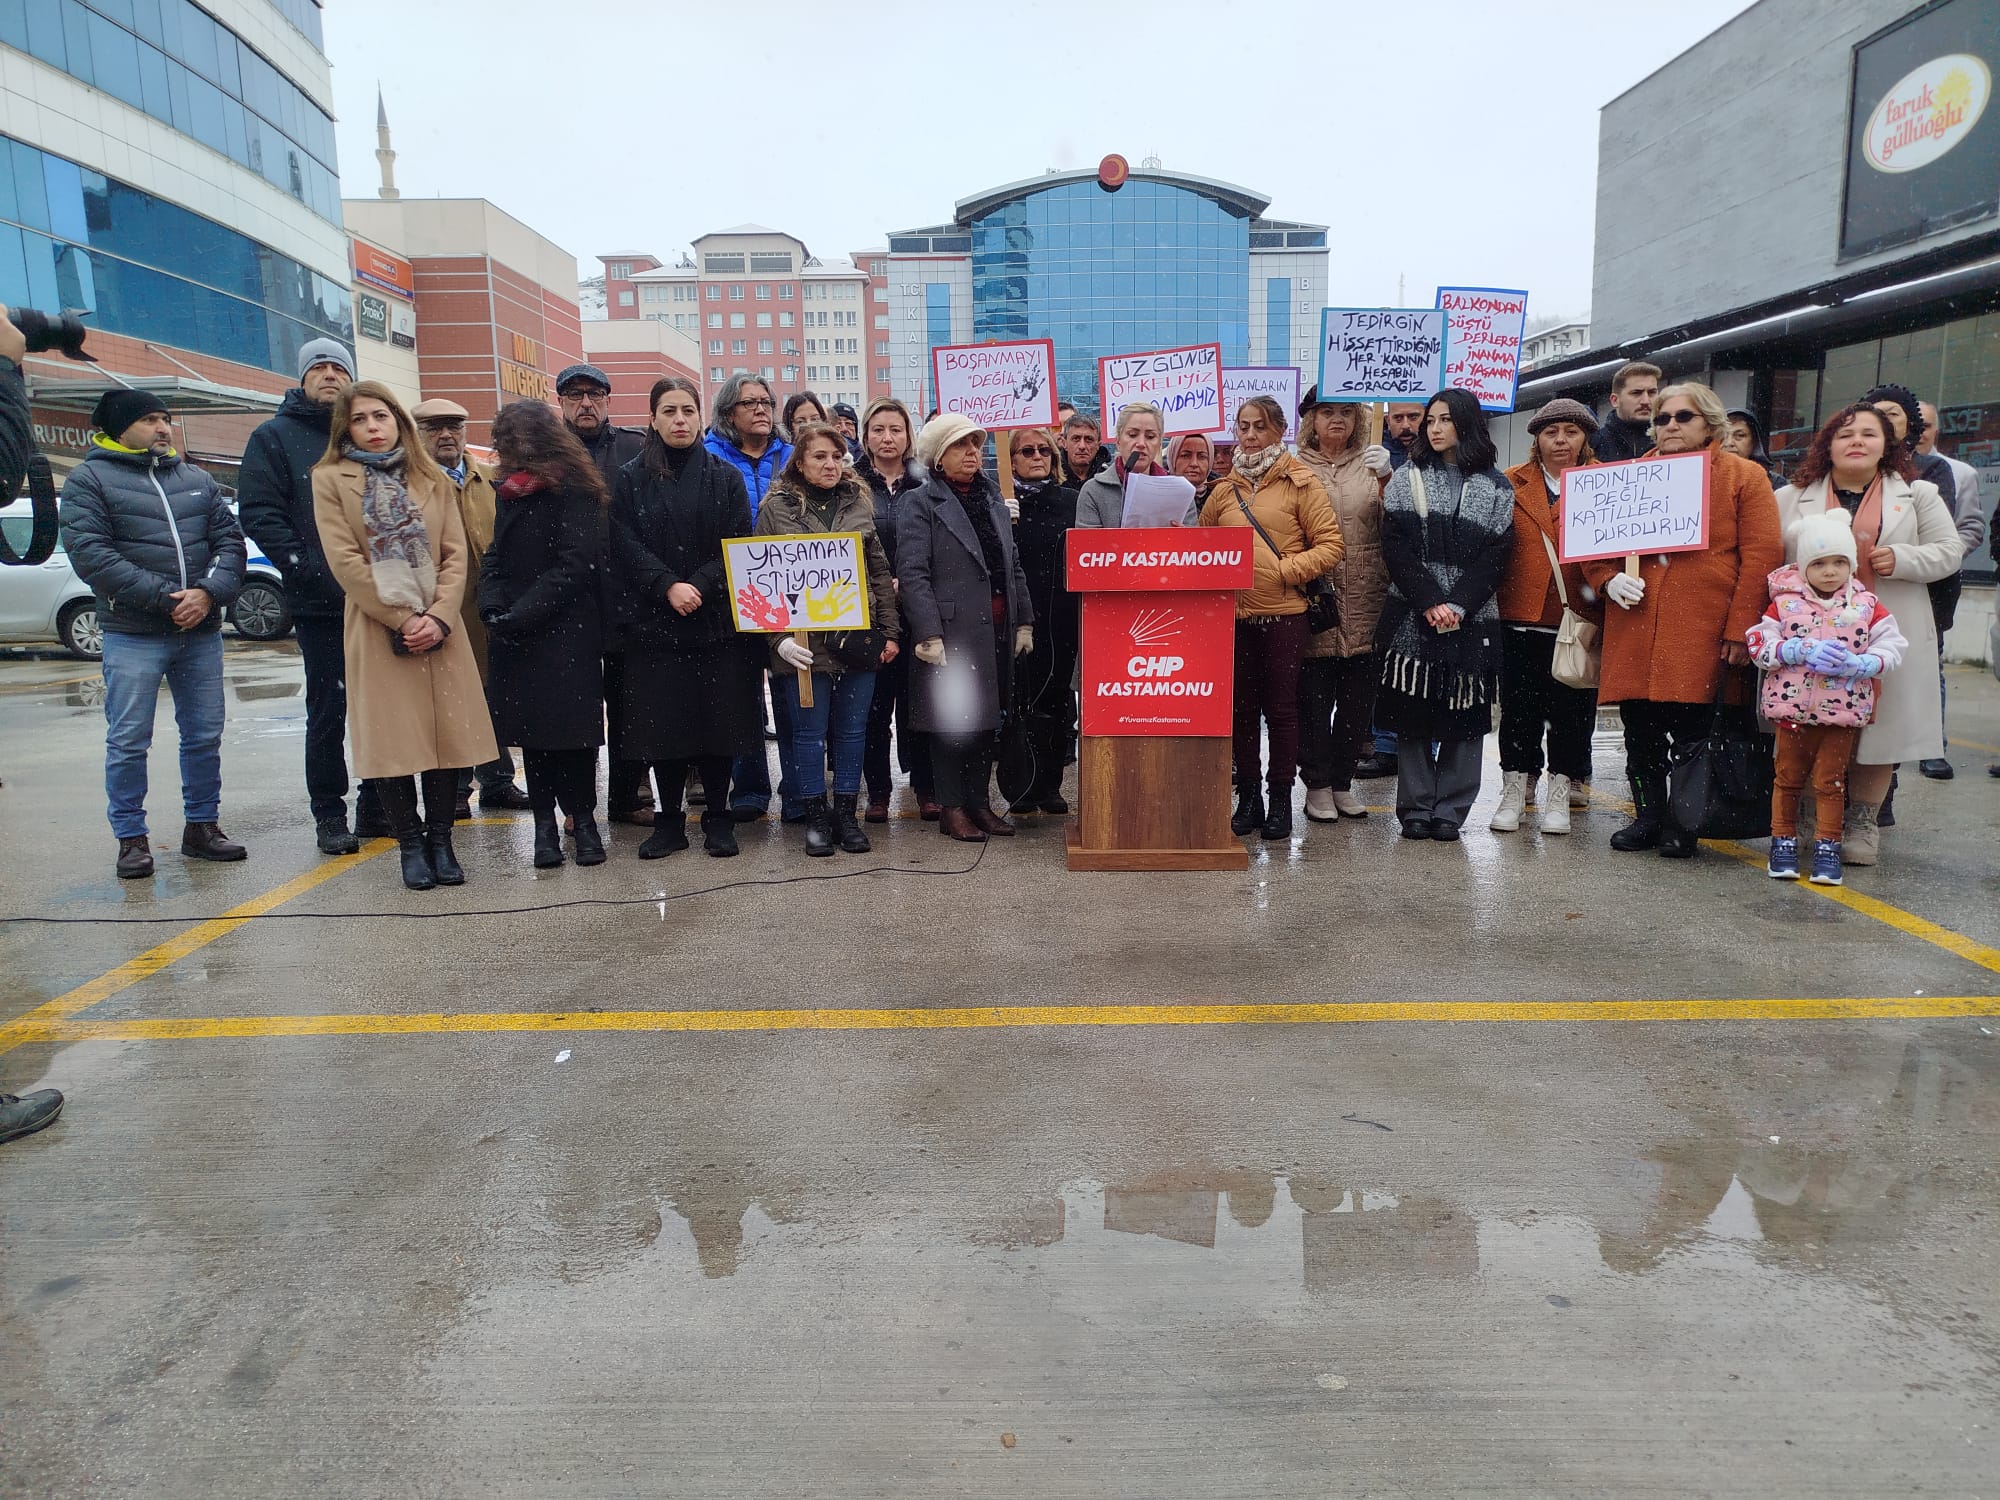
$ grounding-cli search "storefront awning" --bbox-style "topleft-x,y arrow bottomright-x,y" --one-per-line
23,372 -> 285,418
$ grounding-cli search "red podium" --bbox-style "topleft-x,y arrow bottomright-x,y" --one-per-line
1063,528 -> 1254,872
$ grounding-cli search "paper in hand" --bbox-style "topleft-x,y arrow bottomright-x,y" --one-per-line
1120,472 -> 1197,528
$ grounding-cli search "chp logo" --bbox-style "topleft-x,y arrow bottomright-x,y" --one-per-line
1864,54 -> 1991,173
1126,606 -> 1183,679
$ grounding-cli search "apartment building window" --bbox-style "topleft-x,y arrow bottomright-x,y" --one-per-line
758,339 -> 772,354
731,339 -> 746,355
761,366 -> 775,380
706,285 -> 721,300
755,284 -> 771,300
783,365 -> 797,381
873,287 -> 888,302
876,367 -> 890,383
875,342 -> 889,357
730,313 -> 745,328
781,339 -> 797,354
874,314 -> 889,330
711,366 -> 725,381
780,285 -> 794,299
708,313 -> 722,329
618,291 -> 634,307
756,313 -> 772,328
870,260 -> 886,275
729,285 -> 744,300
708,339 -> 723,354
779,312 -> 794,327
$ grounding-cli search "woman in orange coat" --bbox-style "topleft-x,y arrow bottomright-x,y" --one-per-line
1581,381 -> 1783,858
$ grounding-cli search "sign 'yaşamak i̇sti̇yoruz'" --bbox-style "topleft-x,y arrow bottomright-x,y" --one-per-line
930,340 -> 1059,431
1559,453 -> 1712,563
722,533 -> 872,633
1316,309 -> 1446,402
1098,343 -> 1224,435
1436,287 -> 1528,412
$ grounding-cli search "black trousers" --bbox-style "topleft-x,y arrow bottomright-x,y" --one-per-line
932,731 -> 995,810
601,652 -> 650,814
522,747 -> 598,820
367,769 -> 458,839
651,755 -> 731,816
1619,699 -> 1712,806
1298,652 -> 1380,791
863,650 -> 933,799
295,615 -> 374,824
1498,628 -> 1597,780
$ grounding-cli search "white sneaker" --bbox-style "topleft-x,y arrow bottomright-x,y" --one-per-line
1568,779 -> 1592,809
1303,787 -> 1339,822
1523,772 -> 1542,809
1331,787 -> 1367,818
1542,775 -> 1573,835
1490,770 -> 1528,832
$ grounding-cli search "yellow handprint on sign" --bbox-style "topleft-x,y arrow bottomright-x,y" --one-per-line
805,582 -> 859,624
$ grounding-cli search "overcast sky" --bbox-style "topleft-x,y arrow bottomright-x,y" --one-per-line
324,0 -> 1759,325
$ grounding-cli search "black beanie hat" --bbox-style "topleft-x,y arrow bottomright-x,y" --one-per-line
92,387 -> 170,438
1861,383 -> 1924,448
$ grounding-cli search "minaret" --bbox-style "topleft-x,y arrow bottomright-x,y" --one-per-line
374,87 -> 400,201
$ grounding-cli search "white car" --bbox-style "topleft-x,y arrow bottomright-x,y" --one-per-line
0,498 -> 291,660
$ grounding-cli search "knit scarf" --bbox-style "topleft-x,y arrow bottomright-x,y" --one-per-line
1230,442 -> 1286,487
1379,460 -> 1512,709
946,473 -> 1006,587
345,444 -> 435,614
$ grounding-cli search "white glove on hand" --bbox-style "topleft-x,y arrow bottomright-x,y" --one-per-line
914,637 -> 946,666
1014,624 -> 1034,656
1004,495 -> 1021,521
1361,444 -> 1393,479
1604,573 -> 1647,609
776,636 -> 815,671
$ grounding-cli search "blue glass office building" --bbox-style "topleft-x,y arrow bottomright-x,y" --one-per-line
0,0 -> 351,393
886,168 -> 1327,421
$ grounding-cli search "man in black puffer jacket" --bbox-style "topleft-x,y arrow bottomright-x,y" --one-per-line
238,338 -> 383,853
59,389 -> 248,879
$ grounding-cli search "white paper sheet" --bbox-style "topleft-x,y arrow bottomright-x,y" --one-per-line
1119,472 -> 1198,528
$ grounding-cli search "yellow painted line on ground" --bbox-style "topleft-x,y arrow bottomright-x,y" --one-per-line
1948,735 -> 2000,755
4,993 -> 1996,1046
0,840 -> 394,1055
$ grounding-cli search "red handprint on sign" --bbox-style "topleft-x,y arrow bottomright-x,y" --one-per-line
735,582 -> 791,631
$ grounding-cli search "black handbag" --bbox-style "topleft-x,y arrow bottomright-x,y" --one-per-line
824,628 -> 887,671
1668,673 -> 1775,840
1236,498 -> 1339,632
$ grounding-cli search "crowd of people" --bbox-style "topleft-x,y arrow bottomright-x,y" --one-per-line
53,342 -> 1990,893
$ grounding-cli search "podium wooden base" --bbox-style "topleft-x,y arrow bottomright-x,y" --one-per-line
1065,735 -> 1248,872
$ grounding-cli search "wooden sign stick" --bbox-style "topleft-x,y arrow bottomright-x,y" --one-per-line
792,628 -> 814,708
995,429 -> 1016,515
1624,554 -> 1640,579
1368,403 -> 1384,447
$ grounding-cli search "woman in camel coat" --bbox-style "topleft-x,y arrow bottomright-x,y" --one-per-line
312,382 -> 495,891
1774,400 -> 1962,864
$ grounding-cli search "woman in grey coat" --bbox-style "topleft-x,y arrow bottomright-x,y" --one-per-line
897,414 -> 1035,842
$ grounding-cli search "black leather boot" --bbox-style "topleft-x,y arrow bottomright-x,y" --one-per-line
572,817 -> 607,866
398,837 -> 436,890
1261,785 -> 1294,840
1610,774 -> 1666,852
831,793 -> 871,853
532,812 -> 565,868
802,795 -> 835,857
420,771 -> 462,884
700,811 -> 739,857
1230,788 -> 1266,836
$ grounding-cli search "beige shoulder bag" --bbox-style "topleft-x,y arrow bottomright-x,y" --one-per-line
1540,530 -> 1600,690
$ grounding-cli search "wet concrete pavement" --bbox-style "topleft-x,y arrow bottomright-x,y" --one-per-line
2,641 -> 1998,1497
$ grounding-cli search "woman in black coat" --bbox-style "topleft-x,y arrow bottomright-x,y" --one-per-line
479,401 -> 608,869
899,414 -> 1035,843
1002,425 -> 1079,814
611,377 -> 762,860
855,397 -> 933,821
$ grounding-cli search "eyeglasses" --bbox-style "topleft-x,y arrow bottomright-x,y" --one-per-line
561,392 -> 606,406
1014,445 -> 1053,457
1652,409 -> 1702,427
420,420 -> 465,432
733,398 -> 776,411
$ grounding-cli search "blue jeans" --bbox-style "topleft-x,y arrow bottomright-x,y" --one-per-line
732,673 -> 802,816
101,628 -> 226,839
776,670 -> 876,799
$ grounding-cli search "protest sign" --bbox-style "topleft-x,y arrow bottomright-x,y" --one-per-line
724,532 -> 873,709
1559,453 -> 1713,564
1220,366 -> 1301,443
1436,286 -> 1529,412
1316,309 -> 1445,403
930,340 -> 1058,432
1099,342 -> 1224,436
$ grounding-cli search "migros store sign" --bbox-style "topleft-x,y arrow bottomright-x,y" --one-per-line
1864,53 -> 1991,172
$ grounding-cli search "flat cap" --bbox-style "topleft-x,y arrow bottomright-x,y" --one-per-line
554,363 -> 611,395
412,397 -> 469,423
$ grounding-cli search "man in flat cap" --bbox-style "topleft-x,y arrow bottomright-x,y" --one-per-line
59,389 -> 248,878
239,337 -> 387,854
413,397 -> 529,815
554,362 -> 654,824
